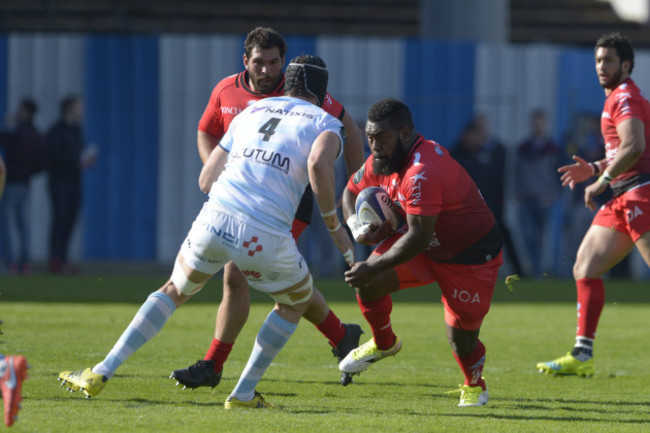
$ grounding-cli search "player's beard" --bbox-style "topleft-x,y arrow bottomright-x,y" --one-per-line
372,137 -> 410,176
250,73 -> 282,94
600,66 -> 623,90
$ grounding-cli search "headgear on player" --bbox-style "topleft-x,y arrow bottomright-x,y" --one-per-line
284,55 -> 328,107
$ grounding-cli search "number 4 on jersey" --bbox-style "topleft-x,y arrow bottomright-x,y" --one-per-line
258,118 -> 281,141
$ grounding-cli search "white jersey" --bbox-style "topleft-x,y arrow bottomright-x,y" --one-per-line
209,96 -> 344,234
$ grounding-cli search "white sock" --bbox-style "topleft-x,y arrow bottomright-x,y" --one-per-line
230,310 -> 297,401
92,292 -> 176,379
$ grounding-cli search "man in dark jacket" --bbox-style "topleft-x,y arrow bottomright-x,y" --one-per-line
46,95 -> 96,274
0,98 -> 48,274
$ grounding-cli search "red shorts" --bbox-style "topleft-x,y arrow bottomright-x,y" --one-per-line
373,235 -> 503,331
592,182 -> 650,242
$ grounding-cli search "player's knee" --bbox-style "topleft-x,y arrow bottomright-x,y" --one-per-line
171,257 -> 203,295
572,258 -> 591,279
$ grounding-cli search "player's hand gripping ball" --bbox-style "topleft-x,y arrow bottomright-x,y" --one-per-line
355,186 -> 403,231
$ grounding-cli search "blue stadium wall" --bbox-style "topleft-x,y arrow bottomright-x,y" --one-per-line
1,33 -> 647,265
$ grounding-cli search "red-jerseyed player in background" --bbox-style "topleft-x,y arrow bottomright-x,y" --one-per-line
537,32 -> 650,377
340,98 -> 503,407
170,27 -> 366,389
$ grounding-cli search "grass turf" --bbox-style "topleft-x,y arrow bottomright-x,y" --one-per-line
0,274 -> 648,432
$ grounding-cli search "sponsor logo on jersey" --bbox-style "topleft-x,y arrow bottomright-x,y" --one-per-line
221,106 -> 243,115
202,224 -> 239,250
353,165 -> 365,184
409,171 -> 427,205
230,147 -> 290,174
242,269 -> 263,280
243,236 -> 263,257
626,205 -> 644,222
451,288 -> 481,304
250,105 -> 315,119
428,232 -> 441,248
187,238 -> 222,264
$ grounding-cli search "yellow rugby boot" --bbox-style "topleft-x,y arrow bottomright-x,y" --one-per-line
58,367 -> 107,398
224,391 -> 277,409
339,336 -> 401,373
536,352 -> 595,377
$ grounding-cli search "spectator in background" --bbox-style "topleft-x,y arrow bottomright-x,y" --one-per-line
46,95 -> 97,274
0,154 -> 5,200
452,115 -> 524,277
514,109 -> 562,278
0,98 -> 48,275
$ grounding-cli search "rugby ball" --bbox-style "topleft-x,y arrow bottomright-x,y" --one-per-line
355,186 -> 403,231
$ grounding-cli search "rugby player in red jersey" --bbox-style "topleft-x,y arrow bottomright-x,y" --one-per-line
537,32 -> 650,377
170,27 -> 365,389
340,98 -> 503,407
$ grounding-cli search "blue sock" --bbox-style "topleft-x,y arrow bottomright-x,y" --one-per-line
93,292 -> 176,379
230,310 -> 297,401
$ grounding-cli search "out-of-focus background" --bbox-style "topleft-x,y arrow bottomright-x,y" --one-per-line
1,0 -> 649,279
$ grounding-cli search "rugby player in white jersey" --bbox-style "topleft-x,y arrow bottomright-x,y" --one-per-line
57,55 -> 354,409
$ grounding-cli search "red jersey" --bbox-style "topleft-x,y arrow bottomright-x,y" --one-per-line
198,70 -> 345,141
347,135 -> 500,264
601,77 -> 650,193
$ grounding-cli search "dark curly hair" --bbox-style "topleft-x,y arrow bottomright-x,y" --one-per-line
595,32 -> 635,74
244,27 -> 287,59
367,98 -> 413,131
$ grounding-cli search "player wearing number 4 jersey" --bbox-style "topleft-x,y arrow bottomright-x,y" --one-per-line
171,27 -> 365,390
59,56 -> 356,409
537,32 -> 650,377
341,98 -> 503,407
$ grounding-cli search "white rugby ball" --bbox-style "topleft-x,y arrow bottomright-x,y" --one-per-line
355,186 -> 403,231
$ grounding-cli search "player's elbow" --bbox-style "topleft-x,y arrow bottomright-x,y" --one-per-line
198,172 -> 212,194
308,155 -> 329,182
632,139 -> 646,158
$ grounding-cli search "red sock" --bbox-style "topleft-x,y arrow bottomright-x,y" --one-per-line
452,339 -> 486,389
315,309 -> 346,347
204,338 -> 233,373
357,294 -> 395,350
576,278 -> 605,339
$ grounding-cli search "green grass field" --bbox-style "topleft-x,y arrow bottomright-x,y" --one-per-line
1,273 -> 649,432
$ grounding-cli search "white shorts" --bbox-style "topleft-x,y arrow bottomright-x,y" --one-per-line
180,202 -> 312,304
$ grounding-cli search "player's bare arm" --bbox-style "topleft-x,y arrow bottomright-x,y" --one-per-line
341,111 -> 365,176
198,130 -> 219,164
584,117 -> 645,210
198,145 -> 229,193
309,131 -> 354,263
344,213 -> 438,288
